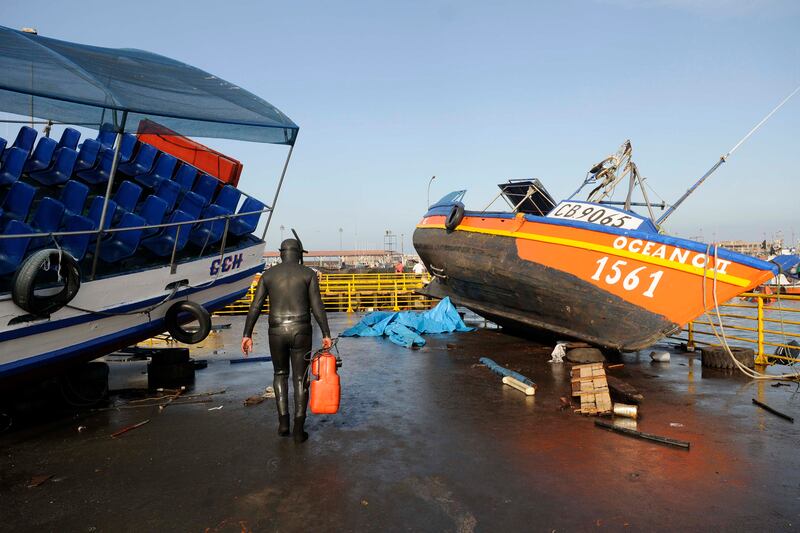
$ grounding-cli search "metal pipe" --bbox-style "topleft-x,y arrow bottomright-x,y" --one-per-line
90,110 -> 127,280
261,142 -> 296,241
169,225 -> 181,275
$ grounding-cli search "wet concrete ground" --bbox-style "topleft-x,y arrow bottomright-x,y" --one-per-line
2,313 -> 800,532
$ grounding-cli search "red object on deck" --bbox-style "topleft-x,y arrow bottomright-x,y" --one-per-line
136,119 -> 243,187
310,351 -> 341,415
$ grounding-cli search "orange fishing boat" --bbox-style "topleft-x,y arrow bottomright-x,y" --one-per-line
413,141 -> 780,351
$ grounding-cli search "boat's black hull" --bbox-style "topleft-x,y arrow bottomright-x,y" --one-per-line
413,227 -> 678,351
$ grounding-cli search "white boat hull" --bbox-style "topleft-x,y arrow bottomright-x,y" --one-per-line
0,242 -> 265,389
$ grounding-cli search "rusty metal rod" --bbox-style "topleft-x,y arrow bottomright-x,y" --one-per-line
595,420 -> 690,449
752,398 -> 794,423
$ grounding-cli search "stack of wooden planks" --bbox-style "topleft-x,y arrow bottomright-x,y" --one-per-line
571,363 -> 611,415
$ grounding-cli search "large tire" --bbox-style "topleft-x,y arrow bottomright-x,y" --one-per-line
164,300 -> 211,344
12,249 -> 81,316
700,346 -> 755,369
445,204 -> 465,232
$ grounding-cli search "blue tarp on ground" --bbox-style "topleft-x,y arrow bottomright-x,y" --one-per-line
340,297 -> 474,348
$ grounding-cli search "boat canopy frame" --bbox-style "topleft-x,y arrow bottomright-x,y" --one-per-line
0,26 -> 299,279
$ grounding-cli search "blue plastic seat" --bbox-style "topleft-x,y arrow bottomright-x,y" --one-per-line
74,139 -> 102,173
192,173 -> 219,206
23,137 -> 58,174
0,147 -> 27,187
77,134 -> 138,184
29,197 -> 66,249
87,196 -> 118,231
57,128 -> 81,151
228,197 -> 266,236
118,142 -> 157,177
0,220 -> 34,275
2,126 -> 37,162
96,124 -> 117,149
29,147 -> 79,186
111,181 -> 143,219
76,148 -> 116,185
58,214 -> 94,261
154,179 -> 181,212
137,194 -> 169,238
100,133 -> 138,164
189,204 -> 230,248
176,191 -> 205,219
135,152 -> 177,190
142,209 -> 194,257
214,185 -> 241,213
173,163 -> 197,193
59,180 -> 90,219
98,212 -> 146,263
0,181 -> 36,229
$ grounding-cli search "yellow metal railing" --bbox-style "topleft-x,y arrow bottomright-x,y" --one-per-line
673,292 -> 800,366
216,272 -> 436,315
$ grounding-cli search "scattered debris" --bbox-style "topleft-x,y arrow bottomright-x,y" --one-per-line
111,419 -> 150,438
650,351 -> 670,362
549,343 -> 566,363
772,382 -> 791,388
595,420 -> 690,450
77,426 -> 87,433
27,474 -> 53,488
230,356 -> 272,364
559,396 -> 572,410
752,398 -> 794,423
606,375 -> 644,404
606,363 -> 624,370
502,376 -> 536,396
208,405 -> 224,411
244,387 -> 275,406
479,357 -> 535,387
612,403 -> 638,419
669,422 -> 684,428
571,363 -> 611,415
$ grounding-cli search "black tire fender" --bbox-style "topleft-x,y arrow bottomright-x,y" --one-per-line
445,203 -> 465,232
12,249 -> 81,316
700,346 -> 754,370
164,300 -> 211,344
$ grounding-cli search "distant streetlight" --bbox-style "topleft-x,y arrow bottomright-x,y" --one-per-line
339,227 -> 343,250
280,225 -> 285,240
401,233 -> 404,256
426,175 -> 436,208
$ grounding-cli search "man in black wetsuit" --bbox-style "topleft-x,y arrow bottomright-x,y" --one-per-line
241,239 -> 332,443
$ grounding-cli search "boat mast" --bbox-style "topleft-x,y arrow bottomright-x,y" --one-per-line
657,84 -> 800,226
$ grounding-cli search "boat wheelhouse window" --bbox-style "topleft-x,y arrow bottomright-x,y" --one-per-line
498,179 -> 556,216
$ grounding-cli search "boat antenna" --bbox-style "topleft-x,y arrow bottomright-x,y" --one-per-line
657,84 -> 800,225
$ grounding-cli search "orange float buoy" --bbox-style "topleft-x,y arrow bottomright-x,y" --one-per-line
310,350 -> 341,414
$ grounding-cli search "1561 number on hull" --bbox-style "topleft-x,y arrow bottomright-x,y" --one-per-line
590,256 -> 663,298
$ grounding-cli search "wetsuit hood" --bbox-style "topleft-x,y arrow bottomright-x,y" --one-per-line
279,238 -> 303,263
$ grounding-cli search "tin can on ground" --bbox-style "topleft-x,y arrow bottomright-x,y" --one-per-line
613,403 -> 638,419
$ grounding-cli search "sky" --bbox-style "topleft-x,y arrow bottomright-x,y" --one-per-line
4,0 -> 799,251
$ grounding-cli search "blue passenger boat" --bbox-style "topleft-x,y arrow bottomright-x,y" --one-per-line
0,27 -> 298,390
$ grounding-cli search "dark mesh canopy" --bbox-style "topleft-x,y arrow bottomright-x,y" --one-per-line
0,26 -> 298,144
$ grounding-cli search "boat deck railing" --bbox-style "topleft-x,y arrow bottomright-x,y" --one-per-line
216,272 -> 436,314
671,292 -> 800,365
0,206 -> 270,277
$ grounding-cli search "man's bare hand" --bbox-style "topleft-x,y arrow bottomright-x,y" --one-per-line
322,337 -> 332,350
241,337 -> 253,356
